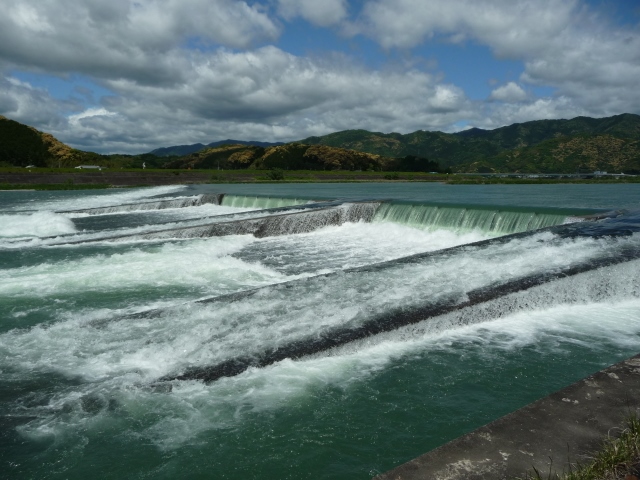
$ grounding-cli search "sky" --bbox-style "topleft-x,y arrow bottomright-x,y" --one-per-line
0,0 -> 639,154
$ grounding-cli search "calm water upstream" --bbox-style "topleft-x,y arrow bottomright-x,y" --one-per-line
1,183 -> 640,479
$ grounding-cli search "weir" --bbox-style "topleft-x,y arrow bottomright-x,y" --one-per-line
50,193 -> 599,243
220,194 -> 310,209
160,252 -> 640,383
61,201 -> 381,243
155,211 -> 640,384
58,193 -> 224,215
3,185 -> 640,480
133,202 -> 380,240
372,202 -> 583,234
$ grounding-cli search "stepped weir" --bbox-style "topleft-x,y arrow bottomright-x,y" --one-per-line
55,193 -> 590,245
2,185 -> 639,480
155,212 -> 640,384
58,193 -> 224,214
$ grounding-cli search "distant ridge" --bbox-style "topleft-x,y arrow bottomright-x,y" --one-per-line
2,113 -> 639,173
0,115 -> 99,168
149,139 -> 284,157
299,113 -> 640,172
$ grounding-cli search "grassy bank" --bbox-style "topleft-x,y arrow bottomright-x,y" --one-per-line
447,176 -> 640,185
1,168 -> 639,189
0,183 -> 112,190
524,416 -> 640,480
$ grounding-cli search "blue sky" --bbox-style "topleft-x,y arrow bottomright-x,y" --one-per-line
1,0 -> 639,153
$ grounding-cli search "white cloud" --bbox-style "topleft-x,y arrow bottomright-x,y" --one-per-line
68,108 -> 117,126
9,4 -> 54,33
0,0 -> 280,85
1,45 -> 477,153
1,0 -> 638,153
0,76 -> 68,127
351,0 -> 640,118
277,0 -> 349,27
353,0 -> 578,51
489,82 -> 527,102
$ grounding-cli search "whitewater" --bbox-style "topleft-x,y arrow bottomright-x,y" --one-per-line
1,183 -> 640,479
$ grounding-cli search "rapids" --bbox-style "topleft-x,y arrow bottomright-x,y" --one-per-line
1,183 -> 639,479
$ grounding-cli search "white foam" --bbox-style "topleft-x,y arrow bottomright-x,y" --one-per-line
0,212 -> 76,238
3,202 -> 639,453
0,235 -> 279,298
13,298 -> 640,451
20,185 -> 189,213
247,221 -> 490,273
2,232 -> 636,385
67,202 -> 256,219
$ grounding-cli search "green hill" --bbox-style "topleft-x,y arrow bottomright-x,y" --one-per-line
164,143 -> 439,172
0,116 -> 167,169
0,115 -> 104,168
457,134 -> 640,174
299,113 -> 640,172
2,113 -> 639,174
0,116 -> 54,167
149,140 -> 284,157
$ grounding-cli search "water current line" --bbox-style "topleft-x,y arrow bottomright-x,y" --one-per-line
158,247 -> 640,384
142,206 -> 639,385
57,194 -> 224,214
372,202 -> 578,234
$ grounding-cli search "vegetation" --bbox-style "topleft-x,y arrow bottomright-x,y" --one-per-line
149,139 -> 283,157
0,116 -> 52,167
265,168 -> 285,181
301,113 -> 640,173
446,175 -> 640,184
523,416 -> 640,480
2,113 -> 639,176
0,183 -> 111,190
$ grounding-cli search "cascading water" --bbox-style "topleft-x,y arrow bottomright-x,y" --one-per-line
58,193 -> 224,215
373,202 -> 576,234
220,194 -> 309,209
0,183 -> 639,480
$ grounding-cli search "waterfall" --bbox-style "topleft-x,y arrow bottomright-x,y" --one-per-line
71,202 -> 381,243
158,232 -> 640,383
58,193 -> 223,215
373,202 -> 573,234
2,184 -> 639,480
220,194 -> 310,209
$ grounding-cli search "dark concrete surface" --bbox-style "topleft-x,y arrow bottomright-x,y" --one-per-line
375,353 -> 640,480
0,171 -> 216,186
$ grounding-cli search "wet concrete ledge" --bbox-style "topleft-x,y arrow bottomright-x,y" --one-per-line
375,353 -> 640,480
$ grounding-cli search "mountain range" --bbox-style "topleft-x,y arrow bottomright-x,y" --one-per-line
1,113 -> 639,173
300,113 -> 640,173
149,139 -> 284,157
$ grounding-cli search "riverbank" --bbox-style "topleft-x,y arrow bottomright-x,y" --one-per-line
375,353 -> 640,480
1,169 -> 639,189
0,169 -> 445,188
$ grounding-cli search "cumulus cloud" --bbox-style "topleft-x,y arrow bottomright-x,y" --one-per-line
68,108 -> 117,126
0,75 -> 69,128
489,82 -> 527,102
0,0 -> 280,85
277,0 -> 349,27
1,0 -> 638,153
352,0 -> 578,52
56,46 -> 475,152
351,0 -> 640,118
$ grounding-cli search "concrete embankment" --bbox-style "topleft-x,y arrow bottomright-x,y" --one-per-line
0,171 -> 217,186
375,353 -> 640,479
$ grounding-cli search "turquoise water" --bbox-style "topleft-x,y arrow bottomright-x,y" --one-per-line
1,184 -> 640,479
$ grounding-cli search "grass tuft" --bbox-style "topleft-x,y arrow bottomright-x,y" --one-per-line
523,416 -> 640,480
